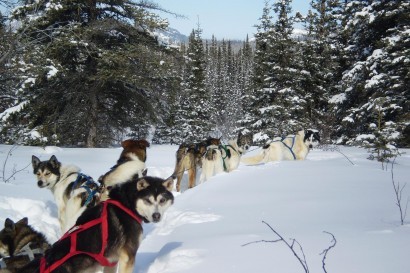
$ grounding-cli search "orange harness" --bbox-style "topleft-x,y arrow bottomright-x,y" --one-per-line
40,199 -> 142,273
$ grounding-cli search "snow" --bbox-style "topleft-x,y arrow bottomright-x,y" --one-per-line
0,101 -> 28,121
0,144 -> 409,273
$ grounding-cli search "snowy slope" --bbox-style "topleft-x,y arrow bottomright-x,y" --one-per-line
0,144 -> 409,273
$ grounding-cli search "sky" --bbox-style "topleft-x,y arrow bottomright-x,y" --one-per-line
0,144 -> 409,273
155,0 -> 310,40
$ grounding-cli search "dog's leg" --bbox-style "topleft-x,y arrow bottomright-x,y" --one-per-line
188,167 -> 196,189
117,249 -> 136,273
199,159 -> 210,183
176,171 -> 183,192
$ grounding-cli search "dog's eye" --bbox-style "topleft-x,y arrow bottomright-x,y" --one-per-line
159,198 -> 166,204
45,172 -> 51,176
144,198 -> 152,205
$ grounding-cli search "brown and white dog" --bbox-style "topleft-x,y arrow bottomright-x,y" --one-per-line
99,139 -> 150,200
241,129 -> 320,165
172,137 -> 221,192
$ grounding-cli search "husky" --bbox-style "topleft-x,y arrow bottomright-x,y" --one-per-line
31,155 -> 100,233
17,176 -> 174,273
172,137 -> 221,192
0,217 -> 50,273
99,139 -> 150,200
199,145 -> 224,183
241,129 -> 320,165
199,131 -> 253,183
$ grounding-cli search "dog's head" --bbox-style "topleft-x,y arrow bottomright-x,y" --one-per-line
119,139 -> 150,163
32,155 -> 61,189
134,176 -> 174,223
303,129 -> 320,148
236,131 -> 253,153
0,217 -> 28,257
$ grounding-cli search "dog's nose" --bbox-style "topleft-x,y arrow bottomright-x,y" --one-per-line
152,212 -> 161,223
37,181 -> 44,187
309,144 -> 313,148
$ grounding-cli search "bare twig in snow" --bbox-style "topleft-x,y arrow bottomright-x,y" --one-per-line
320,231 -> 337,273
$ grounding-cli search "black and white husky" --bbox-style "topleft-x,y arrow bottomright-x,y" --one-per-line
31,155 -> 100,233
200,131 -> 253,183
241,129 -> 320,165
17,176 -> 174,273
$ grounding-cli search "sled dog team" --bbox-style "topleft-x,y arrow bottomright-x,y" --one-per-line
0,129 -> 320,273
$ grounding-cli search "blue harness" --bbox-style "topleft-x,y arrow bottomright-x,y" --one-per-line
71,173 -> 100,207
272,136 -> 297,160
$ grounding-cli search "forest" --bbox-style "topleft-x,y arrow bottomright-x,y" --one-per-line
0,0 -> 408,150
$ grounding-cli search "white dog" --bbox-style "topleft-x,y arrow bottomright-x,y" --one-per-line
241,129 -> 320,165
199,131 -> 253,183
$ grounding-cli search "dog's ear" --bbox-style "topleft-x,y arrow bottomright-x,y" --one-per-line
162,177 -> 174,192
4,218 -> 16,232
49,155 -> 60,169
16,217 -> 28,226
136,179 -> 150,191
32,155 -> 41,169
142,168 -> 148,176
141,140 -> 150,148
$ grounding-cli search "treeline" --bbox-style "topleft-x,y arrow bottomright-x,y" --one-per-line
0,0 -> 408,148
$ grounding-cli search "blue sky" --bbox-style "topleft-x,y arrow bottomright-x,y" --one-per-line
155,0 -> 310,40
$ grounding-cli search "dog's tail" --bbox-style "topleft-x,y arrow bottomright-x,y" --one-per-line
241,152 -> 265,165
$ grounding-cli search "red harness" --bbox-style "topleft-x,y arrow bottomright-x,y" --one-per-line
39,199 -> 143,273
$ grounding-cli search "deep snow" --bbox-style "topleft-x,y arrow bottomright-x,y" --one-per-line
0,144 -> 409,273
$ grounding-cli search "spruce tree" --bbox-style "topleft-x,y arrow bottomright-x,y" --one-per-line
174,26 -> 211,143
2,0 -> 175,147
334,0 -> 409,147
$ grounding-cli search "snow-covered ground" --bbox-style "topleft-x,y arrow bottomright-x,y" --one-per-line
0,144 -> 409,273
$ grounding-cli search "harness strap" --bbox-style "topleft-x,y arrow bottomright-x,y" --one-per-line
40,200 -> 142,273
0,259 -> 6,269
20,242 -> 44,261
280,136 -> 296,160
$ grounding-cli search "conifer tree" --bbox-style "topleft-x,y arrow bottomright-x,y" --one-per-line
174,26 -> 212,142
1,0 -> 176,147
334,0 -> 409,147
249,0 -> 299,143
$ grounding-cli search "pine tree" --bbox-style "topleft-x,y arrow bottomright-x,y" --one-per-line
174,26 -> 212,143
249,0 -> 300,143
334,0 -> 409,147
1,0 -> 175,147
300,0 -> 344,141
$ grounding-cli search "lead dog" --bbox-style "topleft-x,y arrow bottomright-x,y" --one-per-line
17,176 -> 174,273
0,217 -> 50,273
199,131 -> 253,183
31,155 -> 100,233
241,129 -> 320,165
99,139 -> 150,200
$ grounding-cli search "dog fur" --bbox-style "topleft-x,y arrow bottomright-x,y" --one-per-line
241,129 -> 320,165
0,217 -> 50,273
99,139 -> 150,200
17,176 -> 174,273
199,131 -> 253,183
31,155 -> 100,233
172,137 -> 221,192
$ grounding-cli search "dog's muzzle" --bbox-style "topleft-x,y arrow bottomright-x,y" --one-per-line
152,212 -> 161,223
37,180 -> 47,188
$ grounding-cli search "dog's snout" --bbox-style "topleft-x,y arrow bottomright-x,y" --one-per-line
37,180 -> 44,187
152,212 -> 161,223
309,144 -> 313,148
